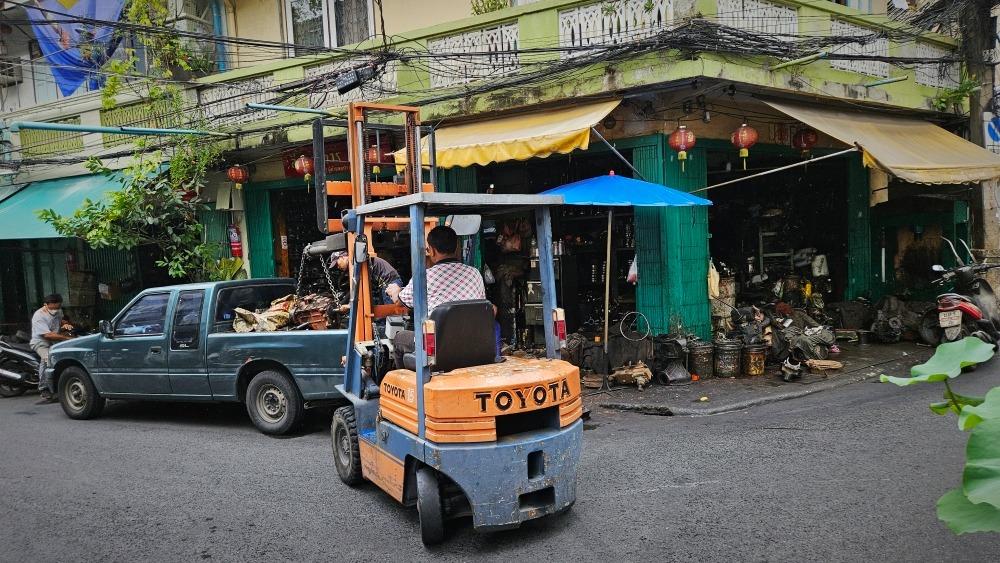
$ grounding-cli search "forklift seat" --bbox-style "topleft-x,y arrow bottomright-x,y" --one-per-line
403,299 -> 498,373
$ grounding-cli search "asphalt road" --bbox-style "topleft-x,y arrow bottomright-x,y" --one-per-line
3,363 -> 1000,562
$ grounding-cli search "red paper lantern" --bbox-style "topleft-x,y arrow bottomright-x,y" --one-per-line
668,125 -> 697,172
791,127 -> 819,157
227,164 -> 250,190
293,155 -> 315,181
730,123 -> 758,169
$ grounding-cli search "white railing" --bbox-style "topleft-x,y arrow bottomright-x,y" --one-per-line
715,0 -> 798,40
428,24 -> 520,88
828,19 -> 888,77
915,43 -> 959,89
558,0 -> 674,58
197,75 -> 277,127
305,59 -> 398,108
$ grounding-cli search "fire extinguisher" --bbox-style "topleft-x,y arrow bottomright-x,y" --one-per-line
228,225 -> 243,258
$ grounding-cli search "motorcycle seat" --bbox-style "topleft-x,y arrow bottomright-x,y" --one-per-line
0,338 -> 33,353
939,293 -> 972,303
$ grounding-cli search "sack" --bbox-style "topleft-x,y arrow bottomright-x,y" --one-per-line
483,264 -> 496,285
708,259 -> 720,298
627,254 -> 638,284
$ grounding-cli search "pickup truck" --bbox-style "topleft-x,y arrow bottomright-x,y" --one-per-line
45,279 -> 347,435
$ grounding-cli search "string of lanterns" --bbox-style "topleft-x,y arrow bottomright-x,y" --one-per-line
667,123 -> 818,171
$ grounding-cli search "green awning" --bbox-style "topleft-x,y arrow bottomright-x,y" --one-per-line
0,173 -> 121,240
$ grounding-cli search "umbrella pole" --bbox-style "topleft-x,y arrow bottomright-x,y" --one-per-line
603,209 -> 613,356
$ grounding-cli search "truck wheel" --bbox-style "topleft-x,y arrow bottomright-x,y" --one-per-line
59,366 -> 105,419
416,467 -> 445,546
246,370 -> 303,435
331,406 -> 363,486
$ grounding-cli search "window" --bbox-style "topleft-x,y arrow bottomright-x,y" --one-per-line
286,0 -> 371,55
171,290 -> 205,350
115,293 -> 170,337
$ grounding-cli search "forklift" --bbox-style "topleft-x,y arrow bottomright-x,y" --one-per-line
315,103 -> 583,544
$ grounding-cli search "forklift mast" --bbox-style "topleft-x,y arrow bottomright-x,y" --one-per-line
311,102 -> 436,343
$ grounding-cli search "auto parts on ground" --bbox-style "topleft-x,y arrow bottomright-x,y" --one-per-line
870,310 -> 903,343
805,359 -> 843,374
581,370 -> 604,389
781,358 -> 803,381
609,362 -> 653,390
657,361 -> 692,385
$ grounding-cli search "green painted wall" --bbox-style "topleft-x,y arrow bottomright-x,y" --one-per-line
243,187 -> 275,278
846,152 -> 873,301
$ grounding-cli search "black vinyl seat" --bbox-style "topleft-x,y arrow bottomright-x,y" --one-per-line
403,299 -> 497,373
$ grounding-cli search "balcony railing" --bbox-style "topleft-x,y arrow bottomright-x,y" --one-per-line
558,0 -> 675,57
428,23 -> 520,88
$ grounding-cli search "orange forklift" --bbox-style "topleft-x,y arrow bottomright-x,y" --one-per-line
314,103 -> 584,544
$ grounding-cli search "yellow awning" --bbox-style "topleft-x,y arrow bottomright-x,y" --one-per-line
395,99 -> 620,169
764,100 -> 1000,185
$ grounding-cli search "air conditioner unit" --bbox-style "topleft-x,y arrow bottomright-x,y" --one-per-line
0,58 -> 23,87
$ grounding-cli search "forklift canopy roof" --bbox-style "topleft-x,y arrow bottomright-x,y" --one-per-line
354,192 -> 564,218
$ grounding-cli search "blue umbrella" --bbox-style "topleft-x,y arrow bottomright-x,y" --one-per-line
541,171 -> 713,207
541,172 -> 712,350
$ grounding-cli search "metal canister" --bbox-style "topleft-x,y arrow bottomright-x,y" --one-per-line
741,343 -> 767,376
687,340 -> 714,379
713,339 -> 742,378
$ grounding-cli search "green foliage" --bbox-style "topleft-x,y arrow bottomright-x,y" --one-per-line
37,137 -> 222,281
204,257 -> 248,282
931,77 -> 982,113
471,0 -> 509,16
881,337 -> 1000,534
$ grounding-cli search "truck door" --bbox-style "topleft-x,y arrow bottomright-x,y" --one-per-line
167,289 -> 210,397
96,292 -> 172,395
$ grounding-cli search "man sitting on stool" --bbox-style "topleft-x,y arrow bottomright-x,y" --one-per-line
386,226 -> 485,369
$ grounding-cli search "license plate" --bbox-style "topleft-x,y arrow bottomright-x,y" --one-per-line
939,310 -> 963,328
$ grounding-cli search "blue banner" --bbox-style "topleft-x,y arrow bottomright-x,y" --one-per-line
25,0 -> 127,97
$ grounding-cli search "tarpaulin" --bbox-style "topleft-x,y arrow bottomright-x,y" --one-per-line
26,0 -> 127,97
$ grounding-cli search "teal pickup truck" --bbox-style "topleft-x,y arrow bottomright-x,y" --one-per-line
45,279 -> 347,435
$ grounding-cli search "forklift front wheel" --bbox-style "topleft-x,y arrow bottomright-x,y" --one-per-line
331,406 -> 363,485
416,467 -> 445,546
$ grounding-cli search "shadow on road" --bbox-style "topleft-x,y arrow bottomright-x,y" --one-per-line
99,400 -> 333,437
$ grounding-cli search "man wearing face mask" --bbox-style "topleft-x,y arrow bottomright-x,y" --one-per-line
29,294 -> 74,404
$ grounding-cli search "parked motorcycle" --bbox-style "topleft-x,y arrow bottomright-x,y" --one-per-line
919,237 -> 1000,346
0,334 -> 41,397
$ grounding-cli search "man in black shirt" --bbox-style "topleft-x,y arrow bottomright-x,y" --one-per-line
329,251 -> 403,311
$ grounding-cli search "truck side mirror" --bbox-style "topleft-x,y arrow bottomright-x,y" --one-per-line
99,320 -> 113,338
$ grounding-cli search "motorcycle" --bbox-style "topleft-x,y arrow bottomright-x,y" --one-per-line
919,237 -> 1000,346
0,334 -> 41,397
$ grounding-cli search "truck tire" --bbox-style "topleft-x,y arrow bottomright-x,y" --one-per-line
417,467 -> 445,546
246,370 -> 303,435
331,406 -> 363,486
59,366 -> 106,419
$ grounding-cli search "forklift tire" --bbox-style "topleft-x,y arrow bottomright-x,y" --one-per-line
416,467 -> 445,546
331,406 -> 363,486
246,370 -> 303,435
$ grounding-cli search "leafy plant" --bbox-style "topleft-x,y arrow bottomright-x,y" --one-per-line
931,77 -> 982,113
204,257 -> 248,282
471,0 -> 509,16
881,337 -> 1000,533
38,137 -> 222,281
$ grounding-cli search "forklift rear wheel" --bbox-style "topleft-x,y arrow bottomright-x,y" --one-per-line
416,467 -> 444,545
331,406 -> 363,485
246,370 -> 303,435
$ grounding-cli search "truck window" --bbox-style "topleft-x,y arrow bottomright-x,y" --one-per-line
171,290 -> 205,350
215,284 -> 296,326
114,293 -> 170,337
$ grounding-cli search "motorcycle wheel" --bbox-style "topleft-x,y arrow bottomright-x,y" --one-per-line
0,382 -> 26,397
919,313 -> 943,346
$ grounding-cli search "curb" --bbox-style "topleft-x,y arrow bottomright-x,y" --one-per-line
597,350 -> 935,417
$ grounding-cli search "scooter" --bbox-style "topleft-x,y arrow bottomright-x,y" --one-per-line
919,237 -> 1000,346
0,335 -> 41,397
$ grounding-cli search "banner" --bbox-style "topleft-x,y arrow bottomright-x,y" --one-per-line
25,0 -> 127,97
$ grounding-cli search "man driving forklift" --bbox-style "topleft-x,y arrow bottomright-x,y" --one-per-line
386,225 -> 485,368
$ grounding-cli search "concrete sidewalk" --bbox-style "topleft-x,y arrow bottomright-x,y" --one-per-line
586,340 -> 936,416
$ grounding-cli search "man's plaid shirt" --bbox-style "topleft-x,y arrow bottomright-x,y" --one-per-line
398,259 -> 486,313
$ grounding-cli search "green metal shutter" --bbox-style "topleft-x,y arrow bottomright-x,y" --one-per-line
197,209 -> 233,259
438,166 -> 477,193
243,189 -> 275,278
846,152 -> 872,300
633,137 -> 711,338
